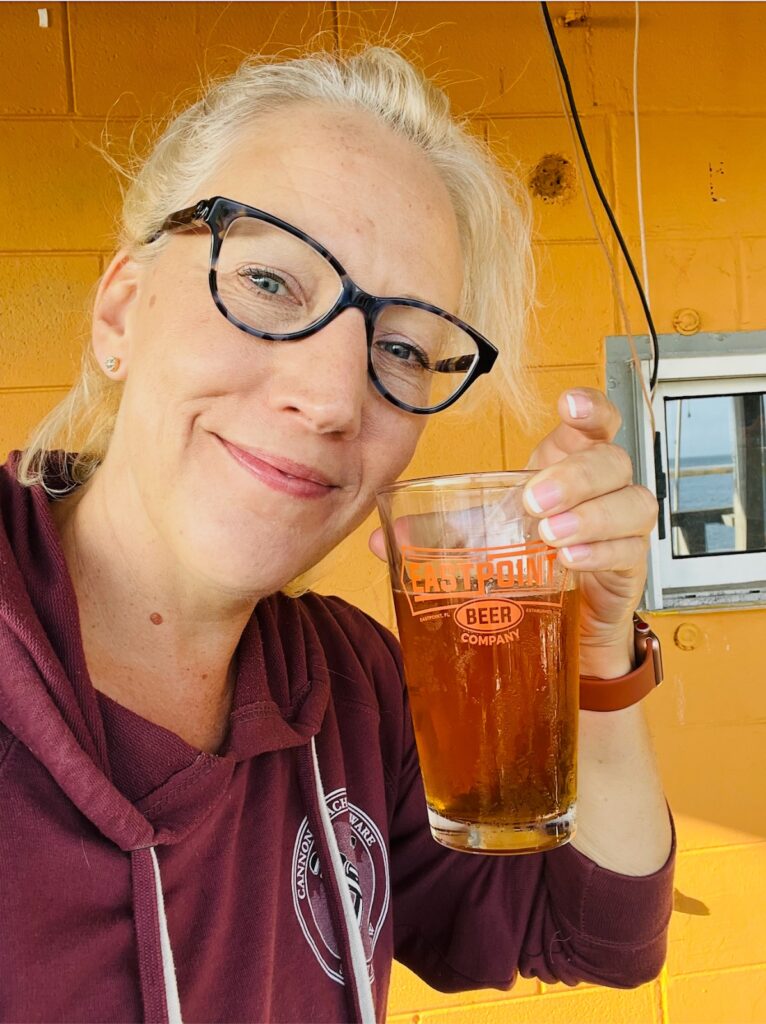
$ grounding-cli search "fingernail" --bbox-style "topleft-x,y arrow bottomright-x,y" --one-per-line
539,511 -> 579,542
561,544 -> 591,562
526,479 -> 563,514
566,391 -> 593,419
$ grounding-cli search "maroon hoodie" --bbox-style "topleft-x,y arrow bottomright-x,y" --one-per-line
0,450 -> 675,1024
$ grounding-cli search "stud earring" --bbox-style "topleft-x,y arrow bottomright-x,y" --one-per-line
104,356 -> 120,372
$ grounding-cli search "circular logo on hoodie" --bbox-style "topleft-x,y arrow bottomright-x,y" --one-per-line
291,788 -> 390,985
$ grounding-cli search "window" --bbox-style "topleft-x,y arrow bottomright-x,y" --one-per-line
606,333 -> 766,610
665,393 -> 766,559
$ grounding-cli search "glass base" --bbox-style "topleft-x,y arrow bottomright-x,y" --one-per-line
428,804 -> 576,855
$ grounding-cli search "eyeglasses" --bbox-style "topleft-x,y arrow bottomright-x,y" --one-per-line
147,196 -> 498,415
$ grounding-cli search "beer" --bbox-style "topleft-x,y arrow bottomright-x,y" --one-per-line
377,470 -> 580,855
393,587 -> 579,854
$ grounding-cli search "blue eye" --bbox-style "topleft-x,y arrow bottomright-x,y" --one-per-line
376,338 -> 429,369
239,267 -> 289,297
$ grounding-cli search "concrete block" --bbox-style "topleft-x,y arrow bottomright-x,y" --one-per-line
487,116 -> 613,243
645,611 -> 766,729
667,964 -> 766,1024
588,2 -> 766,114
387,961 -> 538,1016
403,395 -> 505,480
0,387 -> 70,461
669,844 -> 766,975
70,1 -> 335,117
648,722 -> 766,850
740,237 -> 766,331
669,813 -> 764,857
614,238 -> 739,335
387,980 -> 658,1023
530,243 -> 616,367
502,364 -> 604,469
0,120 -> 129,251
336,1 -> 595,118
611,114 -> 766,241
0,255 -> 100,388
0,2 -> 69,114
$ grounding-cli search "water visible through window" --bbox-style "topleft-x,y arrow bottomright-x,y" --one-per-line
665,394 -> 766,557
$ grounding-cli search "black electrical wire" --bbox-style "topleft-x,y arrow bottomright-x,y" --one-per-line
540,1 -> 660,391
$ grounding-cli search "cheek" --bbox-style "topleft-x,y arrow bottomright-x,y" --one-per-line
363,411 -> 424,492
133,276 -> 243,388
141,251 -> 228,355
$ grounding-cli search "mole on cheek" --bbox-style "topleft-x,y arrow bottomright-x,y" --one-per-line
149,612 -> 163,625
148,294 -> 157,308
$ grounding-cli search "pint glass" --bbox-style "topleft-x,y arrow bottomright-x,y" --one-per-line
376,472 -> 579,855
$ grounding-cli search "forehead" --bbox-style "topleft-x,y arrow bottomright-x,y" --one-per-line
194,102 -> 464,307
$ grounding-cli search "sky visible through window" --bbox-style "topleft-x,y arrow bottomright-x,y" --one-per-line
665,395 -> 736,554
665,395 -> 733,462
664,393 -> 766,556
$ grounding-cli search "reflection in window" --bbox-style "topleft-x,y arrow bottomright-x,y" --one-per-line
665,394 -> 766,558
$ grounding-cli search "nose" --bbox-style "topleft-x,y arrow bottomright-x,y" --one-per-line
264,309 -> 368,439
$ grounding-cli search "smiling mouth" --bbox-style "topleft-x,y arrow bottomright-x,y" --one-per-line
216,435 -> 338,500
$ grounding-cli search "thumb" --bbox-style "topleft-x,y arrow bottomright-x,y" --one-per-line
368,526 -> 387,561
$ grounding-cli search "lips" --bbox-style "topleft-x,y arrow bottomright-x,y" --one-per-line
216,435 -> 338,499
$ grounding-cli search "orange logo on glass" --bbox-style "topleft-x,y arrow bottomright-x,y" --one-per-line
454,598 -> 525,635
400,541 -> 562,621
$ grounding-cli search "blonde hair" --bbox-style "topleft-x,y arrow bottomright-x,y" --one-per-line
17,46 -> 535,496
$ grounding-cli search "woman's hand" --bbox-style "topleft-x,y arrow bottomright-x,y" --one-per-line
522,388 -> 657,678
369,386 -> 656,678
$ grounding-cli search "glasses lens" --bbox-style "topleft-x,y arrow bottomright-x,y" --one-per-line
216,216 -> 342,335
371,303 -> 479,411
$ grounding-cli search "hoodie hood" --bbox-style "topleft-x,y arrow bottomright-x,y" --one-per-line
0,450 -> 375,1023
0,450 -> 331,848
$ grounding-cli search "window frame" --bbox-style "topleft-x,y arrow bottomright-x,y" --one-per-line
606,331 -> 766,610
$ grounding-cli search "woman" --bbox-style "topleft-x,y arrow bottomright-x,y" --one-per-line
0,48 -> 673,1023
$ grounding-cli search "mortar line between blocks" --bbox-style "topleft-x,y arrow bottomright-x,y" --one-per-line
61,3 -> 77,115
678,839 -> 766,858
666,961 -> 766,982
329,0 -> 340,48
734,235 -> 745,330
658,965 -> 669,1024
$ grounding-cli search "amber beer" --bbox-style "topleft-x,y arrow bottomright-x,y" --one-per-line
377,470 -> 580,855
393,586 -> 579,854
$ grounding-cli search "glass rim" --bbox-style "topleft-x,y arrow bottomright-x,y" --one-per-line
375,469 -> 535,497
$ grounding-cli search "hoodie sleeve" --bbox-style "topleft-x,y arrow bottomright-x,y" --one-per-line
380,632 -> 676,993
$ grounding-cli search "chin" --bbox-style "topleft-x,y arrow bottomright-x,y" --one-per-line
179,512 -> 331,599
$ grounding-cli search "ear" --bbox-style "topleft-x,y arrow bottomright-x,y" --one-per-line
92,250 -> 142,380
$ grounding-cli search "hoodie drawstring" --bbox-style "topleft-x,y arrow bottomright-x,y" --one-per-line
129,739 -> 373,1024
304,736 -> 377,1024
131,847 -> 183,1024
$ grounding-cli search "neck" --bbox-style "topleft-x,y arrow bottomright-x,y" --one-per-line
48,464 -> 257,753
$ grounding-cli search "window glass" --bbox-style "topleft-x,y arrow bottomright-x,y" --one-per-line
665,394 -> 766,558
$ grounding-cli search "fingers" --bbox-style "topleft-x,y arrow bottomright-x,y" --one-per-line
526,388 -> 623,470
524,443 -> 635,517
557,535 -> 650,573
532,484 -> 657,556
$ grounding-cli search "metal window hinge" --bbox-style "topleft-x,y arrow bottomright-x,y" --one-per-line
654,431 -> 667,541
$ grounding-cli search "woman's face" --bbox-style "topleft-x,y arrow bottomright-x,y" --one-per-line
103,102 -> 464,596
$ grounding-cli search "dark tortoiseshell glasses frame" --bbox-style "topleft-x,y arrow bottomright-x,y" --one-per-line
146,196 -> 499,414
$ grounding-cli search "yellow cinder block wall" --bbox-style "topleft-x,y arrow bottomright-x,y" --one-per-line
2,3 -> 765,1022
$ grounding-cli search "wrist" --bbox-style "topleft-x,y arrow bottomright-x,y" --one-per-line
579,625 -> 634,680
579,614 -> 664,712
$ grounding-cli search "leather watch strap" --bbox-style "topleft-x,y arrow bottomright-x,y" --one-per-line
579,613 -> 664,712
